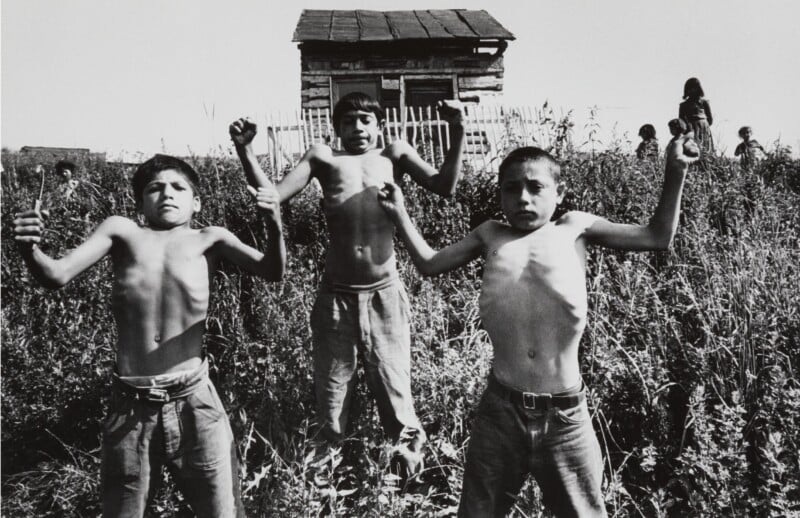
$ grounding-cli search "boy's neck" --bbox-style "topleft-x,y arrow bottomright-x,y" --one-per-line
141,220 -> 194,232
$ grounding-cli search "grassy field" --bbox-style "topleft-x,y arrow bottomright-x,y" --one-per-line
2,136 -> 799,516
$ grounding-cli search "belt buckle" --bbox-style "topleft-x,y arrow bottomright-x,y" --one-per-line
145,388 -> 170,402
522,392 -> 536,410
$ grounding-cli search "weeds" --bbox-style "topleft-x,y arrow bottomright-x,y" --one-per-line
2,134 -> 799,516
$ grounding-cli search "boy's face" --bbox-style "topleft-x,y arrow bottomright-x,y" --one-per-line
139,169 -> 200,229
500,160 -> 564,232
740,128 -> 752,140
338,109 -> 383,154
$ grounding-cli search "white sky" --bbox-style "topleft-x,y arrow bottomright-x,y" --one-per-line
2,0 -> 799,157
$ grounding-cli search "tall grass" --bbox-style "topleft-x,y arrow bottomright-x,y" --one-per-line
2,136 -> 799,516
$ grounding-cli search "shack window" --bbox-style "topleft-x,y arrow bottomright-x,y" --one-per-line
405,80 -> 454,107
331,78 -> 381,106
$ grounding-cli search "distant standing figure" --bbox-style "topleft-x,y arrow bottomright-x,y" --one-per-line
679,77 -> 714,153
734,126 -> 766,169
636,124 -> 659,160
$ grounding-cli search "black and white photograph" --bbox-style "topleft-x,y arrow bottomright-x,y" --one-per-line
2,1 -> 799,516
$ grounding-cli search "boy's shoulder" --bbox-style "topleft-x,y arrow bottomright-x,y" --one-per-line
307,143 -> 334,160
197,225 -> 235,239
99,215 -> 139,235
475,218 -> 509,236
554,211 -> 601,233
382,140 -> 419,163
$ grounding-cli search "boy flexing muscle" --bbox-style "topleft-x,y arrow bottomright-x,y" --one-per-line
13,154 -> 285,517
378,137 -> 697,516
230,92 -> 465,474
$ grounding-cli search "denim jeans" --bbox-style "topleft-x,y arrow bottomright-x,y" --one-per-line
458,380 -> 606,518
101,362 -> 243,517
310,277 -> 426,467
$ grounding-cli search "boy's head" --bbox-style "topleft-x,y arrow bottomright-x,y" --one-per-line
332,92 -> 385,154
638,124 -> 656,140
497,147 -> 564,232
668,118 -> 688,137
683,77 -> 704,99
132,154 -> 201,228
738,126 -> 753,140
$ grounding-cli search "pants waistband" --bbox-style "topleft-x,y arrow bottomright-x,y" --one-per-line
112,360 -> 208,403
488,375 -> 585,411
321,274 -> 400,294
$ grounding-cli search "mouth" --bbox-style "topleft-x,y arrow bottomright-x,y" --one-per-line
515,211 -> 537,219
159,204 -> 179,211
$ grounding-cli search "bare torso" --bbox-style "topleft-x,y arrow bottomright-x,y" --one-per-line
478,216 -> 593,393
108,219 -> 220,376
313,147 -> 400,285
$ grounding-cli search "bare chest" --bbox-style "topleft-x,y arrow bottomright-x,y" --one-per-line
481,227 -> 588,313
320,153 -> 395,211
112,232 -> 211,301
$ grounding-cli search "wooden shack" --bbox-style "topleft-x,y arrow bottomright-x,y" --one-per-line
293,9 -> 515,112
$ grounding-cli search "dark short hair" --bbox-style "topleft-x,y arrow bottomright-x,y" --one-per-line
683,77 -> 705,99
498,147 -> 561,184
738,126 -> 752,137
668,118 -> 689,135
638,124 -> 656,140
331,92 -> 385,135
132,154 -> 200,203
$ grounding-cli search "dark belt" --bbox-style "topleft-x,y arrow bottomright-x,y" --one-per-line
488,375 -> 584,411
113,369 -> 206,403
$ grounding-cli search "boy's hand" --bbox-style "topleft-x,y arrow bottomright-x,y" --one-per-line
247,185 -> 281,222
377,182 -> 406,221
666,135 -> 700,171
229,118 -> 257,148
437,100 -> 465,127
13,209 -> 49,248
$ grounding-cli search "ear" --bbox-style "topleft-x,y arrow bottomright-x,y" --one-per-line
193,196 -> 201,214
556,182 -> 566,203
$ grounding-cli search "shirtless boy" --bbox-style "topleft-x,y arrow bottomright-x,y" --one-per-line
13,154 -> 285,517
229,92 -> 465,474
378,137 -> 696,517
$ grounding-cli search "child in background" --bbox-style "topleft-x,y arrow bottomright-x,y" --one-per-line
230,93 -> 466,477
679,77 -> 714,153
734,126 -> 766,168
377,135 -> 697,517
636,124 -> 659,160
13,154 -> 285,517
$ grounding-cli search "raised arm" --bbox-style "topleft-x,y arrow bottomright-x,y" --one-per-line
230,118 -> 323,203
391,100 -> 466,197
230,118 -> 273,190
210,184 -> 285,281
582,135 -> 697,251
13,211 -> 119,289
378,182 -> 483,275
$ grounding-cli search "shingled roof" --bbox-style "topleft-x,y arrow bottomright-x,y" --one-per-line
293,9 -> 515,42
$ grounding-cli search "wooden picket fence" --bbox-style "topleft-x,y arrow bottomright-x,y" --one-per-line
262,104 -> 572,176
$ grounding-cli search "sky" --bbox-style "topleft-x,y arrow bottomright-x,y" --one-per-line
2,0 -> 799,158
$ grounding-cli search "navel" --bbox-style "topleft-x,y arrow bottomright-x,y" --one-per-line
527,349 -> 536,359
154,333 -> 161,343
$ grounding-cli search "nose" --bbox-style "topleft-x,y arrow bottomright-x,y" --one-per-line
518,189 -> 532,205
